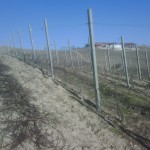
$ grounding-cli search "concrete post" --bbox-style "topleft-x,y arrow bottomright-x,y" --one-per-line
18,30 -> 25,61
121,36 -> 130,88
88,36 -> 93,71
135,46 -> 141,80
12,33 -> 17,56
44,18 -> 54,78
9,36 -> 12,56
54,41 -> 59,65
65,49 -> 68,67
145,50 -> 150,79
107,46 -> 111,72
67,40 -> 74,68
75,48 -> 80,67
105,52 -> 108,71
28,24 -> 36,62
87,8 -> 101,111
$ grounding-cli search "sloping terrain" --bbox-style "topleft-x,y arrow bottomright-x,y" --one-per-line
0,55 -> 143,150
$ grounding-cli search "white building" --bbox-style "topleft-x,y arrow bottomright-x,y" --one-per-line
112,44 -> 122,50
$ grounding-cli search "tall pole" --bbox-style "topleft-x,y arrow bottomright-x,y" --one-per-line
18,30 -> 23,51
6,41 -> 9,55
129,59 -> 132,69
145,50 -> 150,79
105,52 -> 108,71
113,60 -> 116,70
87,8 -> 101,111
67,40 -> 74,68
12,33 -> 16,48
88,36 -> 93,71
44,18 -> 54,78
54,41 -> 59,65
12,33 -> 17,56
28,24 -> 36,63
107,46 -> 111,72
75,48 -> 80,67
80,55 -> 83,68
65,49 -> 68,67
135,46 -> 141,80
9,36 -> 12,55
128,59 -> 132,77
121,47 -> 125,73
18,29 -> 25,60
121,36 -> 130,88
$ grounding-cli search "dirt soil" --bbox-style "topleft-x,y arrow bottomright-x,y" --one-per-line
0,55 -> 144,150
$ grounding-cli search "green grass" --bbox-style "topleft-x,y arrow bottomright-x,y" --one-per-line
99,82 -> 150,110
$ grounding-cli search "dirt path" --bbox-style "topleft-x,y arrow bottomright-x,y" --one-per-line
0,55 -> 143,150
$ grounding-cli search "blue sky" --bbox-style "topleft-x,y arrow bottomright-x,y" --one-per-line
0,0 -> 150,49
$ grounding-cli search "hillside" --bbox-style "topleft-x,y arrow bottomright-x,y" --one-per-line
0,55 -> 143,150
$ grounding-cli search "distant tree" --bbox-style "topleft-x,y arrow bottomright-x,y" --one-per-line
85,43 -> 89,47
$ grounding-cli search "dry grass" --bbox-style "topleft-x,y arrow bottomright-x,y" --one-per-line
0,62 -> 67,150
